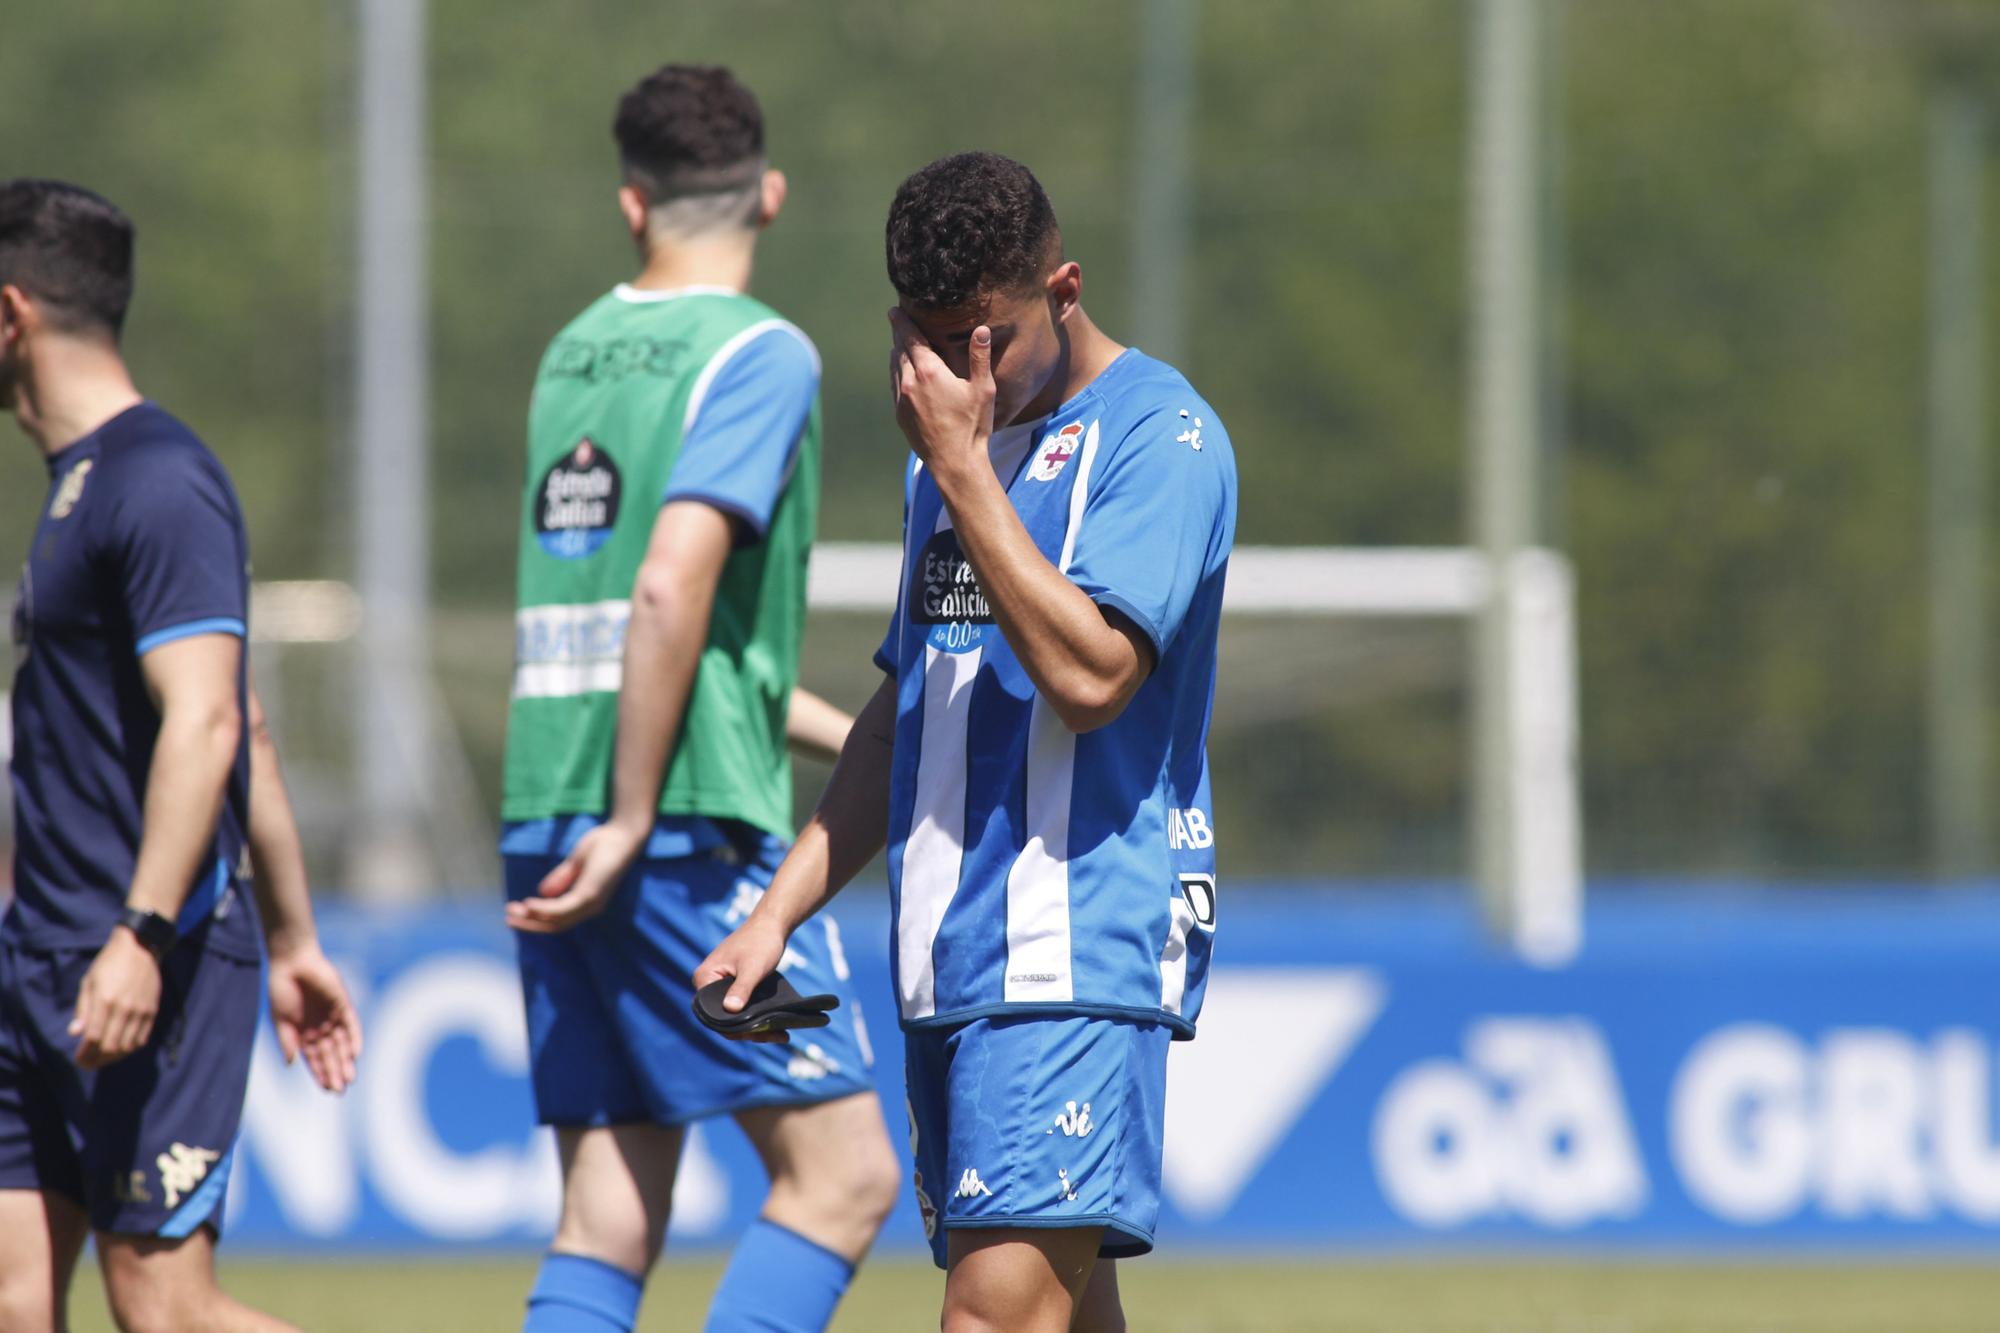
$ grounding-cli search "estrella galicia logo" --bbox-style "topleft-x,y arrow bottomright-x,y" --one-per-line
912,528 -> 993,654
535,438 -> 621,559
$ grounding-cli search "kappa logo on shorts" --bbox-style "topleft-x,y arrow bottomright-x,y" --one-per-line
724,880 -> 765,925
1058,1167 -> 1080,1202
1047,1100 -> 1095,1138
956,1167 -> 993,1198
157,1142 -> 221,1208
785,1042 -> 843,1082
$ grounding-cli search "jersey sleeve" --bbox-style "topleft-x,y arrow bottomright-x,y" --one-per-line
1063,407 -> 1234,658
104,453 -> 249,655
663,323 -> 820,544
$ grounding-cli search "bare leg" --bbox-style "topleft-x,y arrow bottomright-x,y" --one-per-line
548,1123 -> 685,1275
0,1188 -> 88,1332
97,1227 -> 295,1333
734,1091 -> 899,1263
943,1227 -> 1103,1333
1071,1257 -> 1125,1333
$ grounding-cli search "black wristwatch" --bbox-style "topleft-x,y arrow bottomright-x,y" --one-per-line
116,907 -> 178,965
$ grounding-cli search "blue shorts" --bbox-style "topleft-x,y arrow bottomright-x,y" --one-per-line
903,1014 -> 1172,1269
0,935 -> 258,1236
505,823 -> 877,1126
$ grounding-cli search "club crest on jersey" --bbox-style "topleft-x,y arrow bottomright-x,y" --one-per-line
535,437 -> 622,559
1029,422 -> 1086,482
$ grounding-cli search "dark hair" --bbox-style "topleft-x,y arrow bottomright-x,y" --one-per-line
0,179 -> 135,337
613,65 -> 765,202
886,152 -> 1061,310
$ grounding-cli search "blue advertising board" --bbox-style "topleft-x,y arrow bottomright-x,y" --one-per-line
219,886 -> 2000,1253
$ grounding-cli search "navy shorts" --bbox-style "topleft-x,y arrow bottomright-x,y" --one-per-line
903,1014 -> 1172,1269
506,828 -> 877,1127
0,935 -> 259,1236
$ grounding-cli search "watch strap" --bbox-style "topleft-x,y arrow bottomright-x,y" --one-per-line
117,907 -> 178,964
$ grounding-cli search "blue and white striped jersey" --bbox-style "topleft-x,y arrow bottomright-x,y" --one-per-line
876,349 -> 1236,1039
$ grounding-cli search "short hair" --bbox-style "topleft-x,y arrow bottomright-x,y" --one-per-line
885,152 -> 1061,311
613,65 -> 766,239
0,179 -> 135,337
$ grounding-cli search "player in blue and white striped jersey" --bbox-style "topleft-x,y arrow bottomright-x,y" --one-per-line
700,151 -> 1235,1333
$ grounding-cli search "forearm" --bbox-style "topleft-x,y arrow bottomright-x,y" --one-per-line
932,462 -> 1140,727
126,706 -> 240,922
786,686 -> 853,764
751,679 -> 894,935
606,578 -> 714,833
246,708 -> 318,953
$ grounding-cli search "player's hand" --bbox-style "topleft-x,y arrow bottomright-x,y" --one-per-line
889,308 -> 995,483
507,821 -> 644,934
693,918 -> 794,1044
268,939 -> 363,1094
69,927 -> 162,1070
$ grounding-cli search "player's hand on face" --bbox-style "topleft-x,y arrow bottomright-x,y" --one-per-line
693,918 -> 794,1044
507,820 -> 645,934
69,927 -> 162,1070
267,940 -> 363,1094
889,308 -> 995,480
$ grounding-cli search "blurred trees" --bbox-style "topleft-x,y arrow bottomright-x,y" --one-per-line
3,0 -> 1998,881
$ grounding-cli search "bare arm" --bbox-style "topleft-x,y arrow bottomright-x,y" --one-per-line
889,312 -> 1153,732
507,500 -> 734,933
787,685 -> 854,765
695,674 -> 896,1013
247,681 -> 362,1092
71,633 -> 242,1069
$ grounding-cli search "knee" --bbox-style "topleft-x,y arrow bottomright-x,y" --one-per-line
817,1128 -> 900,1233
0,1278 -> 57,1333
843,1133 -> 902,1229
104,1271 -> 203,1333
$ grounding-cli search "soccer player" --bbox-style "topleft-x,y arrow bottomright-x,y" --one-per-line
697,151 -> 1237,1332
0,178 -> 362,1331
500,65 -> 898,1333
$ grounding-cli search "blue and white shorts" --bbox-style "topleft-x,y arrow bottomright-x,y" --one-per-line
903,1013 -> 1171,1269
505,818 -> 877,1127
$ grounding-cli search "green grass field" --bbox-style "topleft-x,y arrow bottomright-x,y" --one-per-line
54,1257 -> 2000,1331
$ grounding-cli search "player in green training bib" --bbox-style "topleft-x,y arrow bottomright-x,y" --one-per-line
499,66 -> 897,1333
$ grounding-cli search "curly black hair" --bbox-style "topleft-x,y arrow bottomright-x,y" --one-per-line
0,179 -> 134,337
885,152 -> 1061,310
613,65 -> 765,201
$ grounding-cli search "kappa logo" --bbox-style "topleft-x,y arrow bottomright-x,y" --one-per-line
1176,409 -> 1205,451
956,1168 -> 993,1198
157,1142 -> 221,1208
724,880 -> 764,925
1058,1168 -> 1080,1202
50,459 -> 94,520
1048,1100 -> 1095,1138
1029,421 -> 1086,481
785,1042 -> 843,1083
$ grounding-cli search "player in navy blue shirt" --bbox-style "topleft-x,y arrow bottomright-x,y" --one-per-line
701,153 -> 1236,1332
1,179 -> 361,1331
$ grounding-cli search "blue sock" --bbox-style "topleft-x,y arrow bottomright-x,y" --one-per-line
704,1219 -> 856,1333
524,1251 -> 644,1333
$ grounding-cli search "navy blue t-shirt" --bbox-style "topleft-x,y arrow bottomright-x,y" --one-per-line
7,403 -> 260,960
